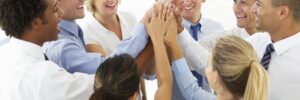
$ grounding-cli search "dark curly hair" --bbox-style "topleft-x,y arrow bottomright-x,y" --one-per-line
0,0 -> 47,38
90,54 -> 142,100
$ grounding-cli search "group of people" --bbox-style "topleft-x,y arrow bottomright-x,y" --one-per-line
0,0 -> 299,100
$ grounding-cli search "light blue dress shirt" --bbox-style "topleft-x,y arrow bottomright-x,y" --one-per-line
43,20 -> 148,74
172,58 -> 216,100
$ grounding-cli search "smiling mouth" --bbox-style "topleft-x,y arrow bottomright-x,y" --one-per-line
236,15 -> 247,20
76,5 -> 84,9
105,3 -> 116,8
184,4 -> 195,10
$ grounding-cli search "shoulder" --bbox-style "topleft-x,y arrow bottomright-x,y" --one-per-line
118,11 -> 138,25
201,17 -> 224,32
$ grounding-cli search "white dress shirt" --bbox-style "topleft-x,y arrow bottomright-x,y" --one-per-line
0,29 -> 8,45
246,32 -> 300,100
198,27 -> 250,50
77,11 -> 137,54
0,38 -> 94,100
178,27 -> 251,74
182,17 -> 224,41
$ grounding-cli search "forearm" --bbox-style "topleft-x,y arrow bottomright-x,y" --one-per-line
86,44 -> 108,56
152,39 -> 172,87
165,40 -> 183,62
135,40 -> 154,73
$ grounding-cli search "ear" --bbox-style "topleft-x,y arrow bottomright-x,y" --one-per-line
278,6 -> 290,21
31,18 -> 43,31
213,71 -> 223,92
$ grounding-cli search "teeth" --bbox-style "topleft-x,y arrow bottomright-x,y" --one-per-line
237,15 -> 246,18
77,5 -> 84,9
185,7 -> 193,10
107,3 -> 115,7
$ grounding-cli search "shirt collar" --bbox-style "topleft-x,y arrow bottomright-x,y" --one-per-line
59,20 -> 80,37
10,37 -> 45,60
88,12 -> 125,34
273,32 -> 300,55
182,17 -> 204,32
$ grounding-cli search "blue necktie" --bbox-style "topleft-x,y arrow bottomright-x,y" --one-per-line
77,25 -> 86,50
190,23 -> 201,41
260,43 -> 275,70
190,23 -> 204,87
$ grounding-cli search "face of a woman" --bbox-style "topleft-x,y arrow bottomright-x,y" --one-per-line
205,53 -> 219,91
94,0 -> 119,16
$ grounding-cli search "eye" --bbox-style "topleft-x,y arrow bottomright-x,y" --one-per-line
241,1 -> 248,5
255,2 -> 261,6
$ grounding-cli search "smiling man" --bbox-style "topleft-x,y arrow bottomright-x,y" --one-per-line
247,0 -> 300,99
176,0 -> 224,96
0,0 -> 96,99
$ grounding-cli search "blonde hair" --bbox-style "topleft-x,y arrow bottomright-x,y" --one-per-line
212,35 -> 269,100
86,0 -> 97,13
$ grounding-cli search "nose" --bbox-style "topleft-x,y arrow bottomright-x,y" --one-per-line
251,2 -> 257,15
233,3 -> 242,13
58,7 -> 64,18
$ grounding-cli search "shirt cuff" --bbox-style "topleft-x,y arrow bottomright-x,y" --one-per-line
143,73 -> 157,80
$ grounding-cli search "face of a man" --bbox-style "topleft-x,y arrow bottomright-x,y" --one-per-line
252,0 -> 280,33
40,0 -> 63,41
58,0 -> 84,20
233,0 -> 256,29
94,0 -> 119,16
180,0 -> 202,23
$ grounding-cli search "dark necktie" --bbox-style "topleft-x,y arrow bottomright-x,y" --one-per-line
77,25 -> 87,50
190,23 -> 204,87
260,43 -> 275,70
190,23 -> 201,41
44,54 -> 49,61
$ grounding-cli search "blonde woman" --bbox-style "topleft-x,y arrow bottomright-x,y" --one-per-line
205,35 -> 269,100
168,35 -> 269,100
78,0 -> 137,55
89,3 -> 173,100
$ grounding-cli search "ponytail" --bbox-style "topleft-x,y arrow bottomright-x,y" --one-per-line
212,35 -> 269,100
89,87 -> 106,100
244,61 -> 269,100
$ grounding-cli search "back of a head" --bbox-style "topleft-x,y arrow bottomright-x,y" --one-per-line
90,54 -> 141,100
0,0 -> 47,38
212,35 -> 269,100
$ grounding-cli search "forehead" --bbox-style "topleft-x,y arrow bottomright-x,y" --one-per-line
45,0 -> 56,8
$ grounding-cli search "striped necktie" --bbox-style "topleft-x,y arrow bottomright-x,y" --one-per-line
260,43 -> 275,70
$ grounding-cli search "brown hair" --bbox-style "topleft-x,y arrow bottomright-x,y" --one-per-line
271,0 -> 300,22
212,35 -> 269,100
90,54 -> 142,100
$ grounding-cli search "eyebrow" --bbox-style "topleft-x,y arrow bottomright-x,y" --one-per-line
256,0 -> 262,3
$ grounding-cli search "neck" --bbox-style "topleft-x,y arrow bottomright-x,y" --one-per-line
245,27 -> 258,35
94,12 -> 119,28
187,13 -> 201,24
217,87 -> 235,100
270,22 -> 300,42
20,32 -> 44,46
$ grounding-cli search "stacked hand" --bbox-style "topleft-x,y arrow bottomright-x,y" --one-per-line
145,2 -> 170,42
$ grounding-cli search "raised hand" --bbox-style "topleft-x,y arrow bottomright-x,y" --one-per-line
164,12 -> 178,46
145,2 -> 169,42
